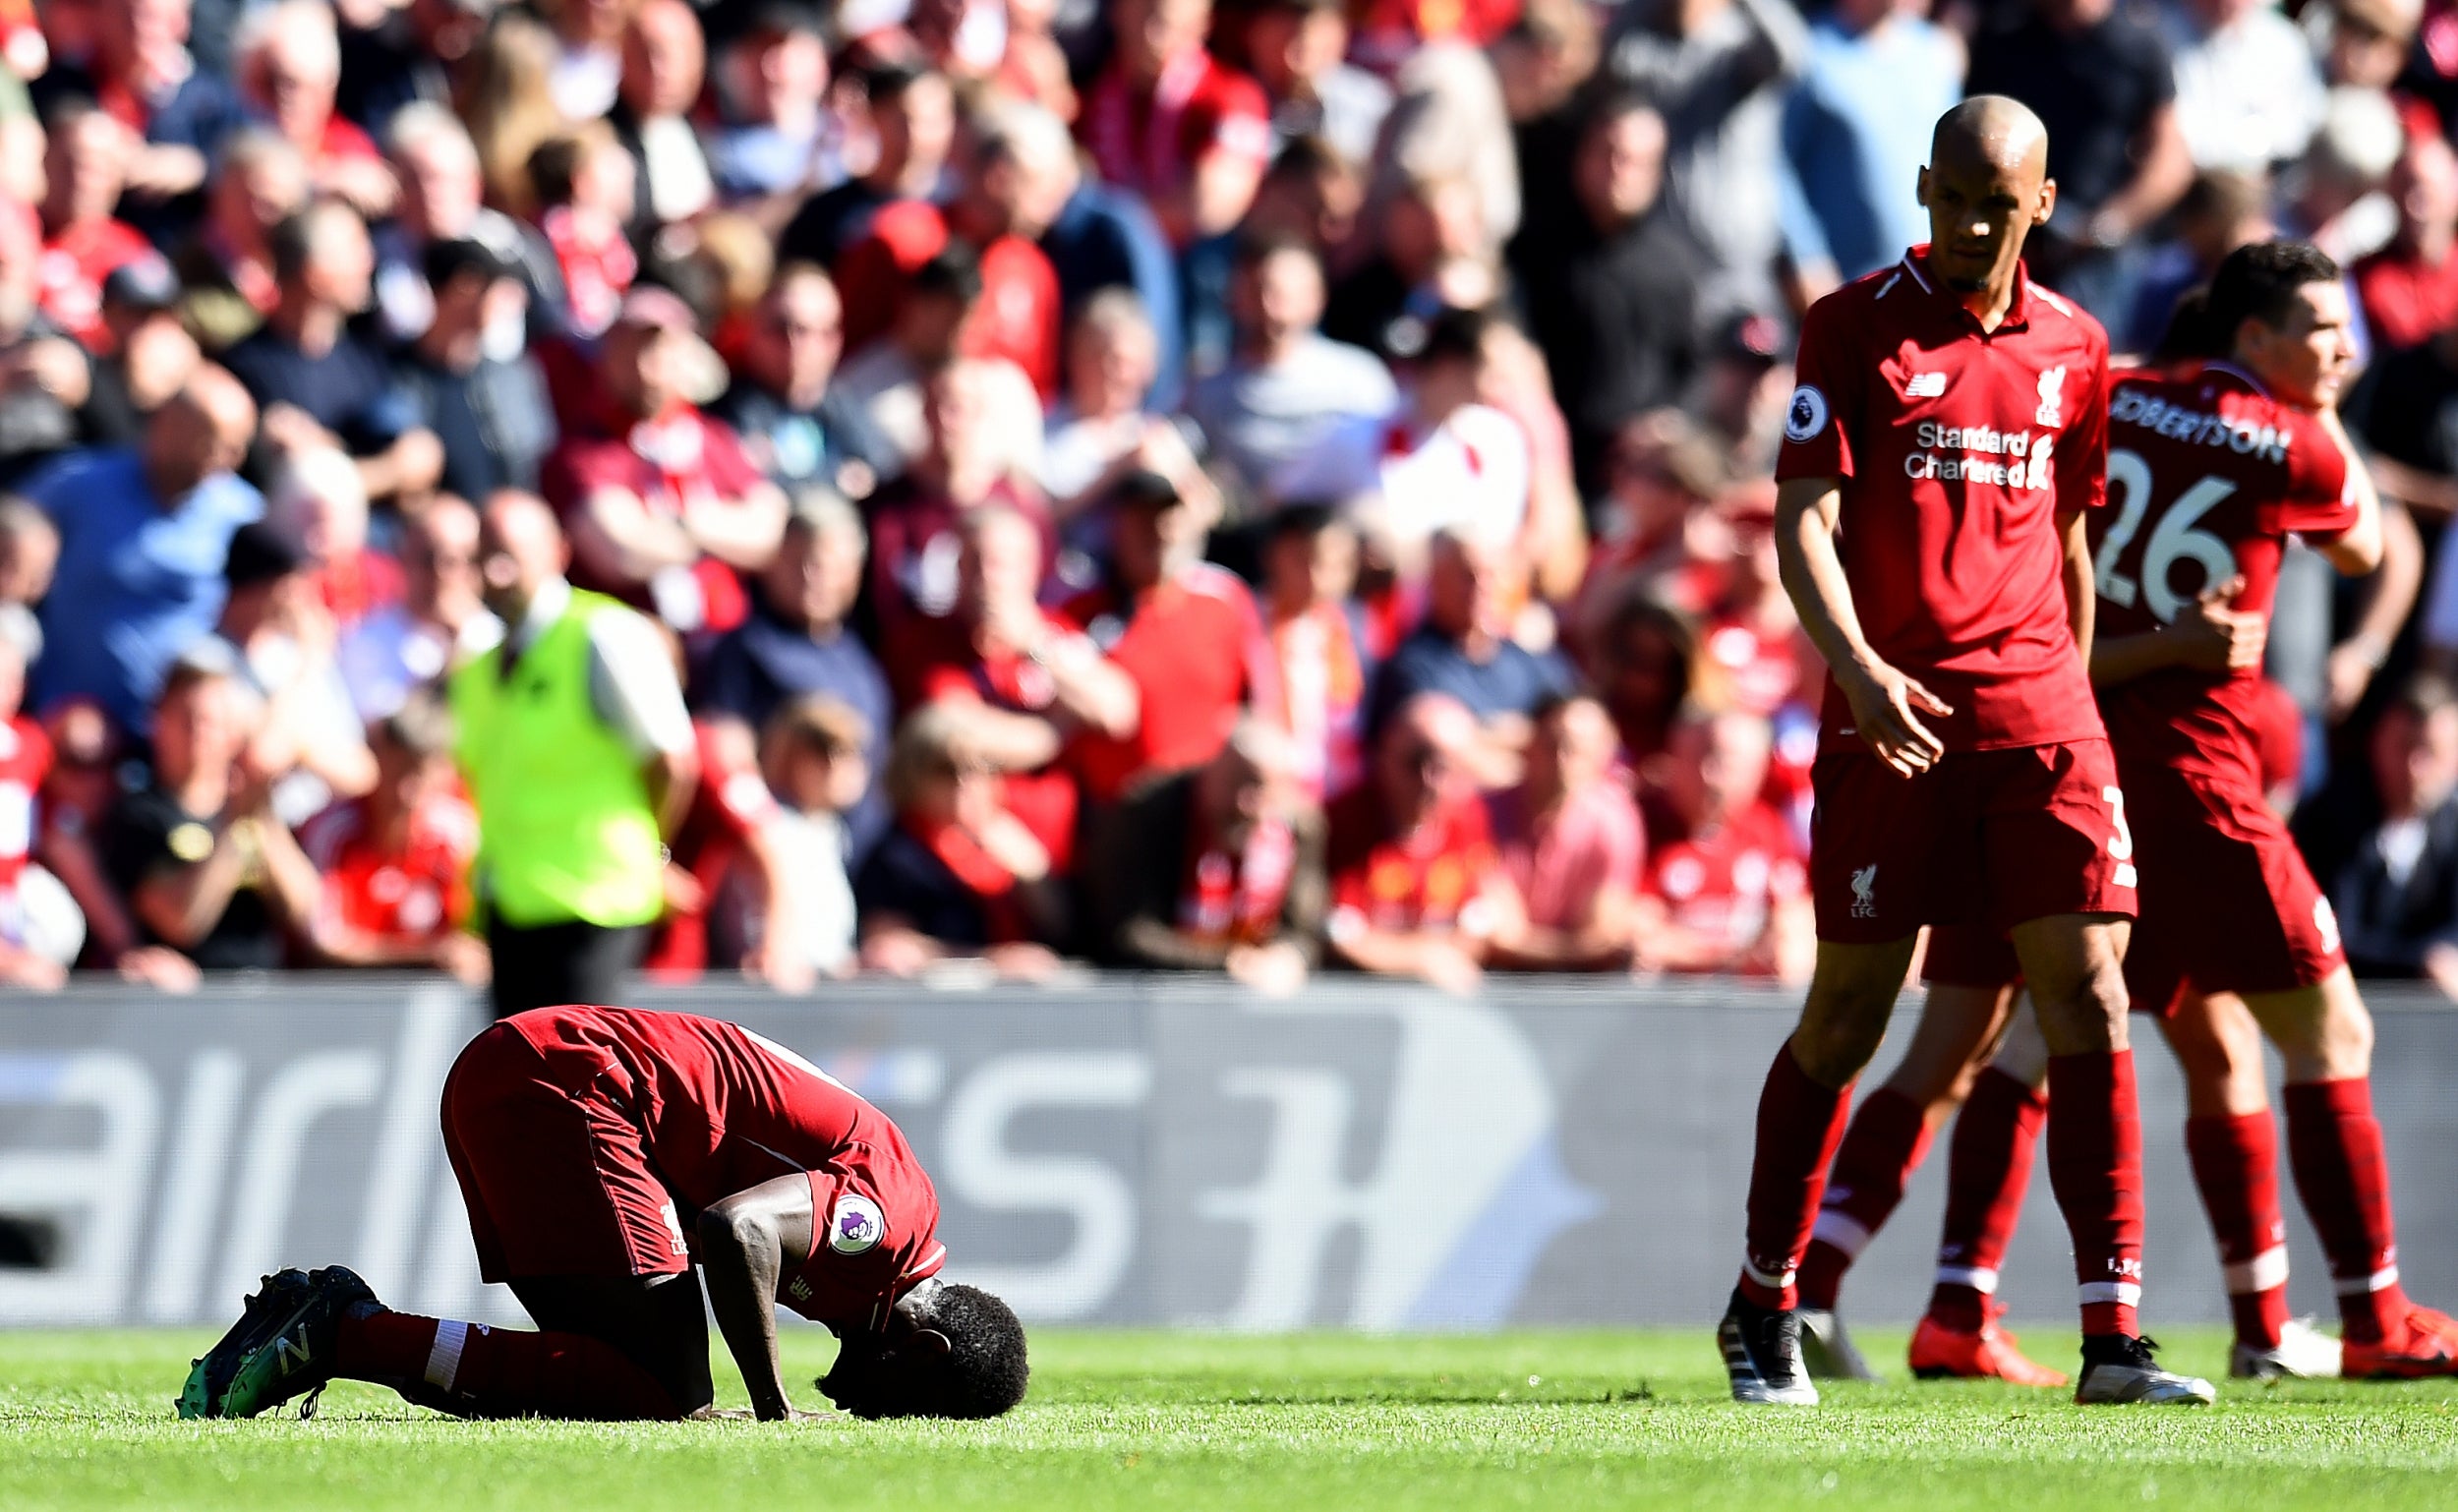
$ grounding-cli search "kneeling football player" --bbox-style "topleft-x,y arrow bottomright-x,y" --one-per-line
179,1005 -> 1027,1422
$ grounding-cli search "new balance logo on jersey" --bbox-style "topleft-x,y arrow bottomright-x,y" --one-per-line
2036,366 -> 2067,427
1905,372 -> 1947,398
1849,865 -> 1878,918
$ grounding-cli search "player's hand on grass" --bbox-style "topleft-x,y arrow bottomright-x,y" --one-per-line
1836,660 -> 1950,777
2169,576 -> 2263,673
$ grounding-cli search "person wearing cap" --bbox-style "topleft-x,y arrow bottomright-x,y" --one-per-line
98,641 -> 323,973
395,237 -> 559,501
223,201 -> 447,507
208,516 -> 380,827
451,489 -> 697,1016
34,99 -> 155,356
1060,467 -> 1270,805
542,284 -> 787,636
81,256 -> 205,450
25,366 -> 262,734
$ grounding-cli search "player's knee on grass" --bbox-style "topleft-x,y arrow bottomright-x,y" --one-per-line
818,1285 -> 1028,1420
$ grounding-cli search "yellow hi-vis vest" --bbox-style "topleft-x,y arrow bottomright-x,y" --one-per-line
449,590 -> 666,929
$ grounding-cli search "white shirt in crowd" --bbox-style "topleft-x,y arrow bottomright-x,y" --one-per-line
1273,401 -> 1532,549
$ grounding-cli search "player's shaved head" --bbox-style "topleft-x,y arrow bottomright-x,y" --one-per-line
1930,95 -> 2048,182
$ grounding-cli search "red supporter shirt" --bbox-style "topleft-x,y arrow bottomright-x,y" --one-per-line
39,219 -> 151,351
542,207 -> 638,339
503,1005 -> 945,1330
0,716 -> 52,893
1325,785 -> 1499,938
1079,50 -> 1271,243
544,407 -> 768,631
2090,361 -> 2355,794
1639,795 -> 1806,971
1267,602 -> 1368,800
1063,564 -> 1277,801
1777,248 -> 2110,751
909,611 -> 1086,869
866,479 -> 1056,684
299,789 -> 479,945
2353,246 -> 2458,354
835,203 -> 1062,397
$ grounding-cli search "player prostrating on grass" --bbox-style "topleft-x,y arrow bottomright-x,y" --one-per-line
179,1005 -> 1027,1422
1720,94 -> 2213,1407
1795,242 -> 2458,1386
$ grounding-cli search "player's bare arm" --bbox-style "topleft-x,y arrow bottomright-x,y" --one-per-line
2090,576 -> 2264,687
2057,504 -> 2097,668
1774,475 -> 1951,777
2314,409 -> 2386,576
696,1175 -> 819,1422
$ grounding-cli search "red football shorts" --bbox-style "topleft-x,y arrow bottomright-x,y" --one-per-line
1810,739 -> 2136,945
1922,922 -> 2021,989
2115,757 -> 2344,1016
439,1021 -> 694,1283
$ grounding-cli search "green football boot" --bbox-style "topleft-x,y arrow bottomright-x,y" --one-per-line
178,1266 -> 377,1420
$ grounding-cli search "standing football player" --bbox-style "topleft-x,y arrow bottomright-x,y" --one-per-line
1721,94 -> 2213,1407
179,1005 -> 1028,1422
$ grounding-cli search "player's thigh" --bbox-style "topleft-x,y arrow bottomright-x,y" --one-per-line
1884,950 -> 2018,1110
1793,934 -> 1924,1086
2007,911 -> 2134,1054
1807,749 -> 1964,944
2241,965 -> 2375,1082
2136,771 -> 2345,1008
509,1270 -> 715,1412
2157,992 -> 2270,1118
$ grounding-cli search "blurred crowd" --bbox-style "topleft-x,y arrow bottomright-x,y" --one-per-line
1,0 -> 2457,1001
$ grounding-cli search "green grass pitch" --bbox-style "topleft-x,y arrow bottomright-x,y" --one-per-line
6,1327 -> 2458,1510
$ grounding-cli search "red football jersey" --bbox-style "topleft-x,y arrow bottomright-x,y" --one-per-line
2090,361 -> 2354,787
1064,564 -> 1277,802
299,790 -> 479,944
1639,797 -> 1807,971
0,716 -> 51,893
1079,50 -> 1271,242
503,1005 -> 946,1329
1778,248 -> 2111,751
1324,786 -> 1499,937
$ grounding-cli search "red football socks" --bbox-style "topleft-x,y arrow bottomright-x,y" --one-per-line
1798,1088 -> 1932,1310
1926,1067 -> 2048,1332
337,1308 -> 683,1421
2283,1077 -> 2408,1344
1737,1043 -> 1853,1310
2045,1050 -> 2146,1337
2184,1111 -> 2291,1351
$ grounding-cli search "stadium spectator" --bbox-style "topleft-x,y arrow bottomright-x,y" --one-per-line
235,0 -> 399,220
1259,503 -> 1370,802
2327,674 -> 2458,991
82,256 -> 204,451
1247,0 -> 1392,169
32,0 -> 243,243
695,493 -> 893,860
1320,172 -> 1490,359
855,701 -> 1072,979
1966,0 -> 2193,322
1185,235 -> 1396,505
1590,591 -> 1703,766
2354,132 -> 2458,353
2125,168 -> 2276,357
103,642 -> 322,971
2321,0 -> 2418,92
538,0 -> 631,122
297,692 -> 487,980
1635,704 -> 1812,981
613,0 -> 716,232
2280,87 -> 2406,270
1485,692 -> 1644,971
338,493 -> 501,724
1778,0 -> 1964,294
2158,0 -> 2325,174
0,626 -> 68,988
544,286 -> 787,635
224,202 -> 446,507
34,100 -> 150,355
1601,0 -> 1806,317
1084,718 -> 1326,988
215,515 -> 378,826
712,692 -> 868,981
0,496 -> 55,637
1039,290 -> 1175,543
706,5 -> 846,220
1036,117 -> 1188,411
26,366 -> 259,732
832,247 -> 1045,480
532,124 -> 642,343
1368,526 -> 1575,787
712,262 -> 897,499
1062,467 -> 1265,803
461,10 -> 567,223
1323,690 -> 1524,993
778,63 -> 957,268
1079,0 -> 1273,248
1507,94 -> 1706,495
449,489 -> 698,1016
171,129 -> 309,354
0,201 -> 90,484
396,237 -> 560,502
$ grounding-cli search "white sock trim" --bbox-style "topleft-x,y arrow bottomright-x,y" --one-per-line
2336,1264 -> 2401,1297
1742,1257 -> 1796,1290
1935,1265 -> 1999,1295
424,1318 -> 469,1392
2224,1247 -> 2291,1296
1811,1210 -> 1872,1258
2078,1281 -> 2144,1307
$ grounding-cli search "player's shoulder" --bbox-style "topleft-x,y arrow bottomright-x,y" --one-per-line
1803,258 -> 1921,329
2021,275 -> 2109,356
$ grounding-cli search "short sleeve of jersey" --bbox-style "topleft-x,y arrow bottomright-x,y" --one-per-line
789,1157 -> 944,1327
2056,328 -> 2113,515
1775,294 -> 1863,483
2255,407 -> 2357,538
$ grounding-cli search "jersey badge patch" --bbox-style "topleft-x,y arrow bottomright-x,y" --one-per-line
829,1194 -> 886,1255
1785,384 -> 1829,443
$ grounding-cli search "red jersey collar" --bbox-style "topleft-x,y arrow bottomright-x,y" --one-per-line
1898,244 -> 2036,332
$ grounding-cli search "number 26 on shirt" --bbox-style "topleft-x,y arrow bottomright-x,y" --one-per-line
2092,447 -> 2239,622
